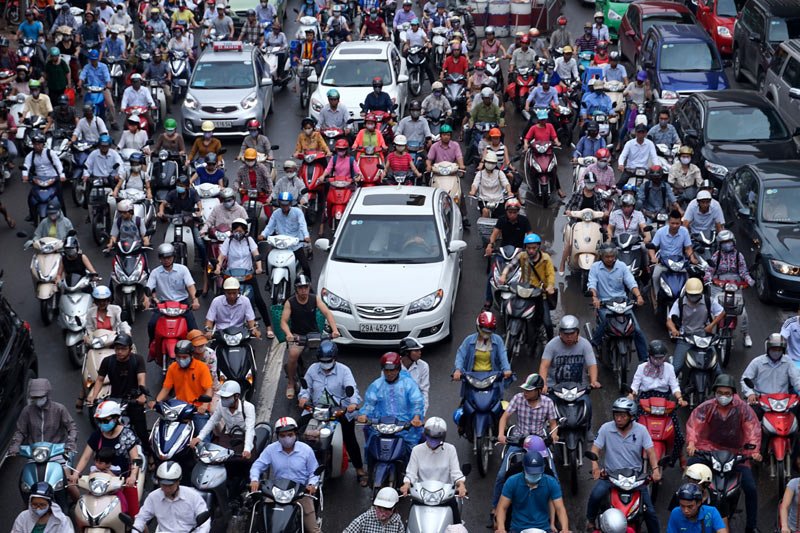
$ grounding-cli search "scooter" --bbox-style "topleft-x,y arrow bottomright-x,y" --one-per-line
150,396 -> 210,464
88,170 -> 117,246
147,300 -> 189,376
299,387 -> 354,486
168,50 -> 190,104
465,121 -> 496,166
489,245 -> 521,308
25,236 -> 63,325
456,371 -> 504,477
406,476 -> 470,533
73,471 -> 128,533
646,251 -> 692,324
592,298 -> 636,393
484,55 -> 503,89
151,150 -> 180,203
363,416 -> 411,495
69,139 -> 94,206
26,175 -> 61,226
196,182 -> 221,222
430,27 -> 448,71
84,85 -> 107,120
712,279 -> 747,369
82,329 -> 116,404
655,142 -> 680,169
551,382 -> 592,494
585,451 -> 652,531
430,161 -> 462,206
213,325 -> 258,402
615,233 -> 645,286
109,237 -> 150,324
691,230 -> 716,270
507,67 -> 536,113
680,332 -> 720,409
524,140 -> 558,208
406,45 -> 428,97
500,281 -> 544,365
148,80 -> 167,129
319,125 -> 347,153
58,272 -> 96,368
425,108 -> 445,137
444,73 -> 468,125
298,149 -> 328,226
163,212 -> 199,268
638,396 -> 676,502
565,208 -> 604,291
105,55 -> 126,103
261,44 -> 293,89
355,146 -> 383,187
246,467 -> 324,533
206,224 -> 230,296
266,234 -> 301,304
693,445 -> 755,524
571,155 -> 596,193
18,442 -> 71,509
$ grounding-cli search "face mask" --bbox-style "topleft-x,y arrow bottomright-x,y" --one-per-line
337,149 -> 346,156
588,131 -> 597,138
175,31 -> 182,37
524,473 -> 542,485
687,293 -> 702,303
203,132 -> 213,139
221,396 -> 236,408
99,421 -> 116,432
285,171 -> 297,179
130,164 -> 141,173
433,91 -> 442,97
319,361 -> 334,371
33,397 -> 47,408
278,435 -> 296,448
177,357 -> 191,368
375,508 -> 393,522
32,90 -> 40,97
410,111 -> 420,119
249,131 -> 258,138
484,162 -> 496,171
649,356 -> 665,368
151,14 -> 159,20
680,157 -> 691,165
303,128 -> 313,135
366,124 -> 375,131
597,161 -> 607,168
176,186 -> 186,194
30,505 -> 49,518
48,213 -> 58,221
233,231 -> 246,240
720,242 -> 735,253
716,394 -> 733,407
585,183 -> 596,191
245,160 -> 255,167
768,348 -> 784,361
425,436 -> 443,448
373,87 -> 381,94
585,29 -> 592,35
370,13 -> 377,19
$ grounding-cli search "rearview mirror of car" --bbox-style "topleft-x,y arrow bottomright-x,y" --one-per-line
315,238 -> 331,251
448,240 -> 467,253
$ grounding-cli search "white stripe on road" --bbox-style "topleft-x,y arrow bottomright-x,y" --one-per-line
255,340 -> 285,424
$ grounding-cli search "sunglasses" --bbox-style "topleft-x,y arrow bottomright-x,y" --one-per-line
96,417 -> 114,424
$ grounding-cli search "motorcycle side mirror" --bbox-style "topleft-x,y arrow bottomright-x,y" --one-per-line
658,456 -> 672,467
744,443 -> 756,450
119,514 -> 133,528
461,463 -> 472,477
139,385 -> 151,396
146,228 -> 156,236
197,394 -> 212,403
345,385 -> 355,397
67,229 -> 78,236
300,378 -> 309,389
643,225 -> 653,233
557,416 -> 567,426
194,511 -> 211,526
584,451 -> 599,461
620,383 -> 633,394
218,148 -> 227,155
645,243 -> 656,250
314,465 -> 325,475
377,163 -> 384,169
113,163 -> 120,169
612,101 -> 617,108
146,139 -> 155,146
743,377 -> 755,389
271,145 -> 280,150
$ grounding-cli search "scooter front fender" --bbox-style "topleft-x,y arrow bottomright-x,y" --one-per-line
473,412 -> 494,437
329,423 -> 346,479
577,253 -> 596,270
407,503 -> 455,533
65,331 -> 85,347
271,267 -> 289,287
372,461 -> 397,488
36,283 -> 57,299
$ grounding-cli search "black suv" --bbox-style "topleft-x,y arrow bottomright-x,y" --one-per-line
732,0 -> 800,90
0,272 -> 38,467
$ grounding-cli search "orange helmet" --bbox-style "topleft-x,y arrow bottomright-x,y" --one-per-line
489,127 -> 502,137
528,28 -> 540,37
244,148 -> 257,159
595,148 -> 610,159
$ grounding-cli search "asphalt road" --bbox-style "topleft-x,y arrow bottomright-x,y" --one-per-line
0,0 -> 796,531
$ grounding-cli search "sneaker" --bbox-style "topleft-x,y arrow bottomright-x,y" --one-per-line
744,334 -> 753,347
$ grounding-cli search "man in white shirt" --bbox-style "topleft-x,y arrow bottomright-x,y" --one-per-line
120,74 -> 156,132
71,104 -> 108,143
191,380 -> 256,458
554,46 -> 578,83
617,123 -> 658,188
399,337 -> 430,415
682,189 -> 724,234
135,462 -> 210,533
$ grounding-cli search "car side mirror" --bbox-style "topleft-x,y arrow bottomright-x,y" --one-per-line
738,207 -> 752,219
315,238 -> 331,251
749,33 -> 761,42
448,240 -> 467,253
398,74 -> 409,83
791,88 -> 800,100
261,77 -> 273,86
626,30 -> 635,37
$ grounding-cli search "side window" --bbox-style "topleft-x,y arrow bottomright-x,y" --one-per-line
770,47 -> 789,75
254,56 -> 264,79
440,193 -> 453,244
681,99 -> 701,130
735,169 -> 758,213
751,8 -> 765,36
782,57 -> 800,87
739,5 -> 754,30
642,35 -> 655,60
390,50 -> 401,78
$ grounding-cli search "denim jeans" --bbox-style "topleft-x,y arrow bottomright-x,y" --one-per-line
592,309 -> 649,362
672,339 -> 722,377
192,413 -> 211,441
586,479 -> 660,532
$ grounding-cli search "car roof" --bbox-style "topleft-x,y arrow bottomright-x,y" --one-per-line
780,39 -> 800,54
197,43 -> 257,62
329,41 -> 393,60
691,89 -> 771,108
747,161 -> 800,185
351,186 -> 438,216
634,1 -> 693,15
648,23 -> 711,42
748,0 -> 800,17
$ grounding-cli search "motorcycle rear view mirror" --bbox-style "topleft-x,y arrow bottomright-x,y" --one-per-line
193,511 -> 211,530
146,228 -> 156,236
658,456 -> 672,467
461,463 -> 472,477
743,377 -> 755,389
584,451 -> 599,462
271,145 -> 280,150
197,394 -> 212,403
645,243 -> 656,250
314,465 -> 325,475
177,79 -> 187,87
643,225 -> 653,233
119,514 -> 134,529
620,383 -> 633,395
744,443 -> 756,450
139,385 -> 151,396
345,385 -> 355,397
67,229 -> 78,237
300,378 -> 309,389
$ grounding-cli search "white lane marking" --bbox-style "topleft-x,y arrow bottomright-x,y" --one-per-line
255,340 -> 285,423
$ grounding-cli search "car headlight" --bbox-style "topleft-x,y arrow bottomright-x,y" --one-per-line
241,92 -> 258,110
272,486 -> 295,504
771,259 -> 800,276
183,93 -> 198,110
408,289 -> 443,315
661,90 -> 678,100
608,9 -> 622,20
321,288 -> 352,314
704,160 -> 728,176
311,97 -> 323,113
717,26 -> 731,37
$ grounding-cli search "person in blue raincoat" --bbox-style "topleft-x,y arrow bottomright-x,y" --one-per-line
452,311 -> 513,397
357,351 -> 425,458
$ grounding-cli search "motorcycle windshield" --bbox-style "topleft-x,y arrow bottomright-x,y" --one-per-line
219,346 -> 249,378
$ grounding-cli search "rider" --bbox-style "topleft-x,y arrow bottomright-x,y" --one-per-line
682,189 -> 724,234
143,52 -> 172,109
11,482 -> 73,533
668,483 -> 727,533
603,51 -> 628,85
638,166 -> 681,221
468,87 -> 504,144
32,202 -> 73,240
190,153 -> 225,187
579,147 -> 615,190
592,11 -> 610,41
741,333 -> 800,417
421,80 -> 452,117
56,233 -> 98,285
344,488 -> 404,533
586,397 -> 661,533
204,277 -> 261,337
572,121 -> 606,165
608,193 -> 649,244
685,374 -> 761,533
135,462 -> 210,533
667,277 -> 725,378
426,124 -> 468,225
549,16 -> 573,51
522,108 -> 560,152
143,242 -> 201,340
453,311 -> 512,403
273,161 -> 307,204
360,7 -> 390,40
84,286 -> 131,341
580,79 -> 612,128
442,41 -> 470,80
105,199 -> 150,252
325,6 -> 352,43
703,230 -> 754,347
386,135 -> 423,183
117,115 -> 150,155
668,146 -> 702,204
318,89 -> 351,135
191,380 -> 256,458
293,117 -> 330,159
509,35 -> 536,73
264,22 -> 288,80
364,77 -> 394,114
154,339 -> 214,434
554,45 -> 579,87
592,40 -> 610,65
187,121 -> 222,168
558,172 -> 606,273
469,151 -> 512,217
112,152 -> 153,200
780,305 -> 800,367
153,118 -> 186,157
576,22 -> 598,52
259,193 -> 312,277
44,94 -> 77,137
394,100 -> 432,149
588,242 -> 648,361
22,80 -> 53,123
352,115 -> 388,154
235,148 -> 273,202
498,234 -> 556,339
618,123 -> 659,188
120,73 -> 156,133
23,133 -> 67,220
201,187 -> 248,236
648,108 -> 681,146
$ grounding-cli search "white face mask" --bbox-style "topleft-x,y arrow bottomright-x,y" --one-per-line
680,157 -> 691,165
320,361 -> 334,371
484,162 -> 496,171
716,394 -> 733,406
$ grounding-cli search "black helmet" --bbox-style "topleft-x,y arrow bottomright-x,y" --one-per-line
318,340 -> 337,362
46,202 -> 60,214
301,116 -> 316,129
175,339 -> 193,355
648,339 -> 668,357
29,482 -> 54,502
57,94 -> 70,106
586,120 -> 599,134
598,242 -> 617,256
113,333 -> 134,347
0,37 -> 8,47
712,374 -> 737,392
399,337 -> 424,355
295,273 -> 311,287
205,152 -> 218,165
372,77 -> 383,88
32,132 -> 46,144
409,100 -> 421,111
540,73 -> 551,85
176,174 -> 190,185
83,104 -> 93,114
583,171 -> 598,185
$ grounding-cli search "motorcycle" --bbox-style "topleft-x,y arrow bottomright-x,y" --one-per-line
84,85 -> 107,120
196,182 -> 221,223
246,467 -> 324,533
319,125 -> 348,154
593,298 -> 637,393
151,150 -> 180,203
58,273 -> 96,368
430,27 -> 448,71
465,121 -> 496,166
500,281 -> 544,365
424,108 -> 445,137
550,382 -> 592,494
406,45 -> 428,97
507,67 -> 536,113
584,451 -> 653,531
457,371 -> 504,477
572,155 -> 596,193
615,233 -> 646,285
261,45 -> 293,88
712,279 -> 747,369
363,416 -> 411,494
680,332 -> 720,409
638,396 -> 677,502
168,50 -> 190,105
488,245 -> 521,307
69,139 -> 94,206
148,300 -> 189,376
266,234 -> 302,303
298,150 -> 328,226
648,251 -> 688,324
150,396 -> 211,466
407,476 -> 470,533
299,388 -> 355,487
484,55 -> 503,89
104,55 -> 126,103
691,229 -> 716,270
148,80 -> 167,128
693,446 -> 755,524
163,211 -> 200,268
18,442 -> 71,508
407,141 -> 426,176
88,171 -> 116,246
73,471 -> 127,533
82,329 -> 116,405
524,140 -> 558,208
565,208 -> 604,291
355,145 -> 383,187
443,73 -> 467,125
206,224 -> 230,296
430,161 -> 462,207
296,58 -> 315,109
26,174 -> 61,226
109,237 -> 150,324
214,325 -> 258,402
25,236 -> 63,325
655,142 -> 680,169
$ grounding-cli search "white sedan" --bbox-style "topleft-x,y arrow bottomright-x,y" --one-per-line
315,186 -> 466,345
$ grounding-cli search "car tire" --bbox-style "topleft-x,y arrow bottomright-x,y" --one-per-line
733,46 -> 745,82
754,261 -> 773,304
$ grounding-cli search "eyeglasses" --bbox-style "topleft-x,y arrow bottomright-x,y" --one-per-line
96,417 -> 114,424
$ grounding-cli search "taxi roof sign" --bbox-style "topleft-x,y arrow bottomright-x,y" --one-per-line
213,41 -> 242,52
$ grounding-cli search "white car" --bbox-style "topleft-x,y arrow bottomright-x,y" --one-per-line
314,186 -> 466,345
309,41 -> 409,125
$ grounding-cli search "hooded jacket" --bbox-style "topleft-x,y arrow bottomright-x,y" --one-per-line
11,502 -> 74,533
9,379 -> 78,454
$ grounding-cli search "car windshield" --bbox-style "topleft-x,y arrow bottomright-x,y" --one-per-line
321,59 -> 392,87
767,17 -> 800,42
715,0 -> 745,18
659,42 -> 722,71
761,186 -> 800,223
331,215 -> 442,263
705,106 -> 789,141
190,60 -> 255,89
642,13 -> 695,34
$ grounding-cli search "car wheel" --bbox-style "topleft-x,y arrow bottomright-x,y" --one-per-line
754,261 -> 772,303
733,47 -> 745,82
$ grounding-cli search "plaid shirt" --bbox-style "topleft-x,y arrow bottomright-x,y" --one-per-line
505,392 -> 557,438
575,34 -> 598,52
240,20 -> 263,44
566,190 -> 604,213
344,508 -> 405,533
703,250 -> 754,285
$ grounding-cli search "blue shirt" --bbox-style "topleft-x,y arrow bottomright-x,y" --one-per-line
581,91 -> 612,117
501,473 -> 562,532
194,166 -> 225,185
249,440 -> 320,485
393,8 -> 417,28
652,225 -> 692,258
363,91 -> 393,113
298,361 -> 362,420
101,37 -> 125,57
667,505 -> 726,533
588,259 -> 638,300
146,263 -> 196,302
260,207 -> 309,251
573,135 -> 606,159
18,21 -> 43,40
637,181 -> 677,213
526,85 -> 558,108
80,62 -> 112,87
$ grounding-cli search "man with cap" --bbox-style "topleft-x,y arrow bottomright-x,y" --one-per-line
666,277 -> 724,377
496,450 -> 569,533
78,49 -> 116,128
205,277 -> 260,338
345,487 -> 404,532
136,462 -> 210,533
192,380 -> 256,458
421,80 -> 452,116
683,189 -> 724,234
592,11 -> 610,42
82,134 -> 123,209
399,337 -> 430,414
576,21 -> 598,52
259,192 -> 312,276
250,416 -> 321,533
554,45 -> 579,86
618,122 -> 659,185
154,339 -> 214,432
318,89 -> 351,135
273,161 -> 307,205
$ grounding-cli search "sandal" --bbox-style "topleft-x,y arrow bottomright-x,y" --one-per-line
75,398 -> 83,413
5,216 -> 15,229
286,386 -> 296,400
358,473 -> 369,487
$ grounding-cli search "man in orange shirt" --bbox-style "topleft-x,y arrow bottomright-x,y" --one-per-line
153,339 -> 214,440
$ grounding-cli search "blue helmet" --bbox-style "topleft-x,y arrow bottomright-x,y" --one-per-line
318,340 -> 337,362
523,234 -> 541,245
98,134 -> 112,146
452,406 -> 463,425
622,183 -> 637,194
677,483 -> 703,502
89,50 -> 100,60
522,450 -> 545,475
536,109 -> 549,120
326,89 -> 339,99
278,192 -> 293,204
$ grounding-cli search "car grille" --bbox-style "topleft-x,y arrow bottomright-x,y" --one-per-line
356,304 -> 404,320
350,330 -> 411,341
201,105 -> 238,114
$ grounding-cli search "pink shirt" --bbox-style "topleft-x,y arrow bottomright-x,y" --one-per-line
325,153 -> 356,178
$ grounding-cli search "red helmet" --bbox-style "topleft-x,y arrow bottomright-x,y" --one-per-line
365,112 -> 377,123
247,119 -> 261,130
597,40 -> 609,50
520,35 -> 530,44
595,148 -> 610,159
476,311 -> 497,331
558,16 -> 567,25
650,164 -> 663,174
474,60 -> 486,70
380,352 -> 402,369
334,138 -> 349,149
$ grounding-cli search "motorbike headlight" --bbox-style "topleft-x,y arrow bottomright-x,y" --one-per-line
615,474 -> 636,490
408,289 -> 443,315
555,387 -> 578,402
183,93 -> 198,110
723,460 -> 733,473
89,477 -> 110,496
608,9 -> 622,20
771,259 -> 800,277
321,288 -> 352,314
32,446 -> 50,463
466,374 -> 498,389
704,161 -> 728,177
711,456 -> 722,471
241,92 -> 258,110
223,332 -> 242,346
311,97 -> 323,113
717,26 -> 731,37
659,275 -> 672,297
272,486 -> 296,504
650,406 -> 665,415
770,397 -> 790,412
420,488 -> 445,505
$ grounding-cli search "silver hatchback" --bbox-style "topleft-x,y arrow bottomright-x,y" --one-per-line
182,41 -> 274,138
763,39 -> 800,133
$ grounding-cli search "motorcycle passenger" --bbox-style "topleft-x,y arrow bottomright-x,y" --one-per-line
45,94 -> 77,137
425,124 -> 467,225
576,22 -> 598,52
602,52 -> 627,85
685,374 -> 761,533
293,117 -> 330,159
234,148 -> 273,201
135,462 -> 210,533
647,109 -> 680,146
495,450 -> 570,533
668,483 -> 727,533
586,397 -> 661,533
201,187 -> 248,236
105,199 -> 150,252
668,146 -> 702,203
395,100 -> 432,148
24,133 -> 68,219
143,243 -> 201,340
273,161 -> 307,205
399,417 -> 467,522
11,482 -> 73,533
32,202 -> 73,239
386,135 -> 423,183
579,147 -> 615,190
572,121 -> 606,165
509,35 -> 536,74
190,153 -> 225,187
154,339 -> 214,435
588,242 -> 648,361
71,400 -> 142,516
187,121 -> 223,168
421,80 -> 452,117
617,123 -> 659,187
703,230 -> 754,347
360,8 -> 390,39
742,334 -> 800,418
192,380 -> 256,458
682,189 -> 724,234
558,172 -> 606,273
523,108 -> 560,152
469,152 -> 512,217
667,277 -> 724,377
113,152 -> 153,200
344,487 -> 404,533
318,89 -> 351,136
259,193 -> 313,278
153,118 -> 186,157
638,166 -> 681,221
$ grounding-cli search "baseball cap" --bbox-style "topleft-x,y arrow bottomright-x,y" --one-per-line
186,329 -> 208,347
697,190 -> 712,200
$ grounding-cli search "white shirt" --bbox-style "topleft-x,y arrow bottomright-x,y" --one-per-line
403,359 -> 430,414
619,137 -> 658,169
403,441 -> 464,485
630,361 -> 680,395
75,116 -> 109,142
554,56 -> 578,80
220,236 -> 258,270
196,399 -> 256,451
406,28 -> 427,48
117,130 -> 149,151
121,85 -> 156,109
781,316 -> 800,363
23,149 -> 64,178
134,486 -> 210,533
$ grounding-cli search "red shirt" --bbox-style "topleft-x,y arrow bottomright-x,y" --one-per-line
442,55 -> 469,76
363,16 -> 386,35
387,151 -> 412,172
525,123 -> 557,142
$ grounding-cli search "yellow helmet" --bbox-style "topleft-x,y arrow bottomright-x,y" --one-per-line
244,148 -> 257,160
562,45 -> 573,54
677,145 -> 694,156
685,277 -> 703,295
201,121 -> 214,132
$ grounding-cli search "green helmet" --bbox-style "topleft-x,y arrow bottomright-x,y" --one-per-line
440,124 -> 453,134
29,79 -> 41,88
49,46 -> 60,57
712,373 -> 737,392
326,89 -> 339,99
164,118 -> 177,130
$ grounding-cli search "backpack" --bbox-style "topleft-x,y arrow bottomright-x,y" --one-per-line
330,152 -> 355,178
30,149 -> 57,178
673,289 -> 712,329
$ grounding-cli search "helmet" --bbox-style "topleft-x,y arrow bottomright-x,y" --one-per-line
157,243 -> 176,258
89,50 -> 100,60
335,138 -> 349,150
394,135 -> 407,146
92,285 -> 112,300
484,152 -> 498,163
373,487 -> 399,508
129,152 -> 145,165
278,192 -> 293,204
130,73 -> 142,82
480,87 -> 493,99
612,397 -> 637,415
489,127 -> 502,137
201,120 -> 214,132
247,119 -> 261,130
327,89 -> 340,99
529,27 -> 540,37
48,47 -> 61,60
275,416 -> 298,433
64,235 -> 79,254
505,198 -> 521,211
423,416 -> 447,440
318,340 -> 338,361
45,201 -> 60,214
372,77 -> 383,87
594,11 -> 604,18
597,40 -> 608,50
440,124 -> 453,134
677,483 -> 703,502
381,352 -> 402,369
649,164 -> 663,176
520,35 -> 530,44
717,229 -> 734,244
596,147 -> 610,159
562,45 -> 573,54
223,277 -> 240,290
156,461 -> 183,484
685,463 -> 712,485
584,171 -> 598,185
520,373 -> 544,390
766,332 -> 787,351
609,51 -> 620,61
558,315 -> 579,333
218,380 -> 241,398
432,81 -> 444,90
219,187 -> 235,202
29,482 -> 54,502
558,16 -> 567,25
586,120 -> 599,133
536,108 -> 549,120
524,234 -> 541,245
712,373 -> 737,392
598,242 -> 617,256
409,101 -> 421,111
523,435 -> 549,457
399,337 -> 424,354
648,339 -> 668,356
677,145 -> 694,156
284,160 -> 297,170
486,26 -> 495,34
477,311 -> 497,331
637,70 -> 648,81
113,333 -> 133,347
598,509 -> 628,533
295,274 -> 311,287
95,400 -> 122,419
164,118 -> 177,130
175,339 -> 193,355
364,112 -> 377,123
522,450 -> 545,475
28,79 -> 41,89
117,199 -> 133,213
685,277 -> 703,295
244,148 -> 258,160
540,73 -> 552,85
475,60 -> 486,70
231,218 -> 248,232
301,117 -> 316,130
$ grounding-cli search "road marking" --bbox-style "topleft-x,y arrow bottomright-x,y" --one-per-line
255,340 -> 285,423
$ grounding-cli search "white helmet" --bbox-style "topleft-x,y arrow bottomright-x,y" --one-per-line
117,199 -> 133,213
484,151 -> 498,163
275,416 -> 298,433
423,416 -> 447,440
92,285 -> 112,300
373,487 -> 399,507
394,134 -> 407,146
156,461 -> 182,484
223,277 -> 240,290
598,508 -> 628,533
218,380 -> 241,397
94,400 -> 122,419
480,87 -> 494,99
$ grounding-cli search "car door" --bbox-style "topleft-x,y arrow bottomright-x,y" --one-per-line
254,54 -> 273,116
620,5 -> 641,62
697,0 -> 714,35
775,54 -> 800,130
743,5 -> 766,77
390,47 -> 407,112
640,32 -> 657,79
729,168 -> 760,262
0,304 -> 17,450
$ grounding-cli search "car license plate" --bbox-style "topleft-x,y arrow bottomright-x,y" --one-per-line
359,323 -> 398,333
213,121 -> 232,128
